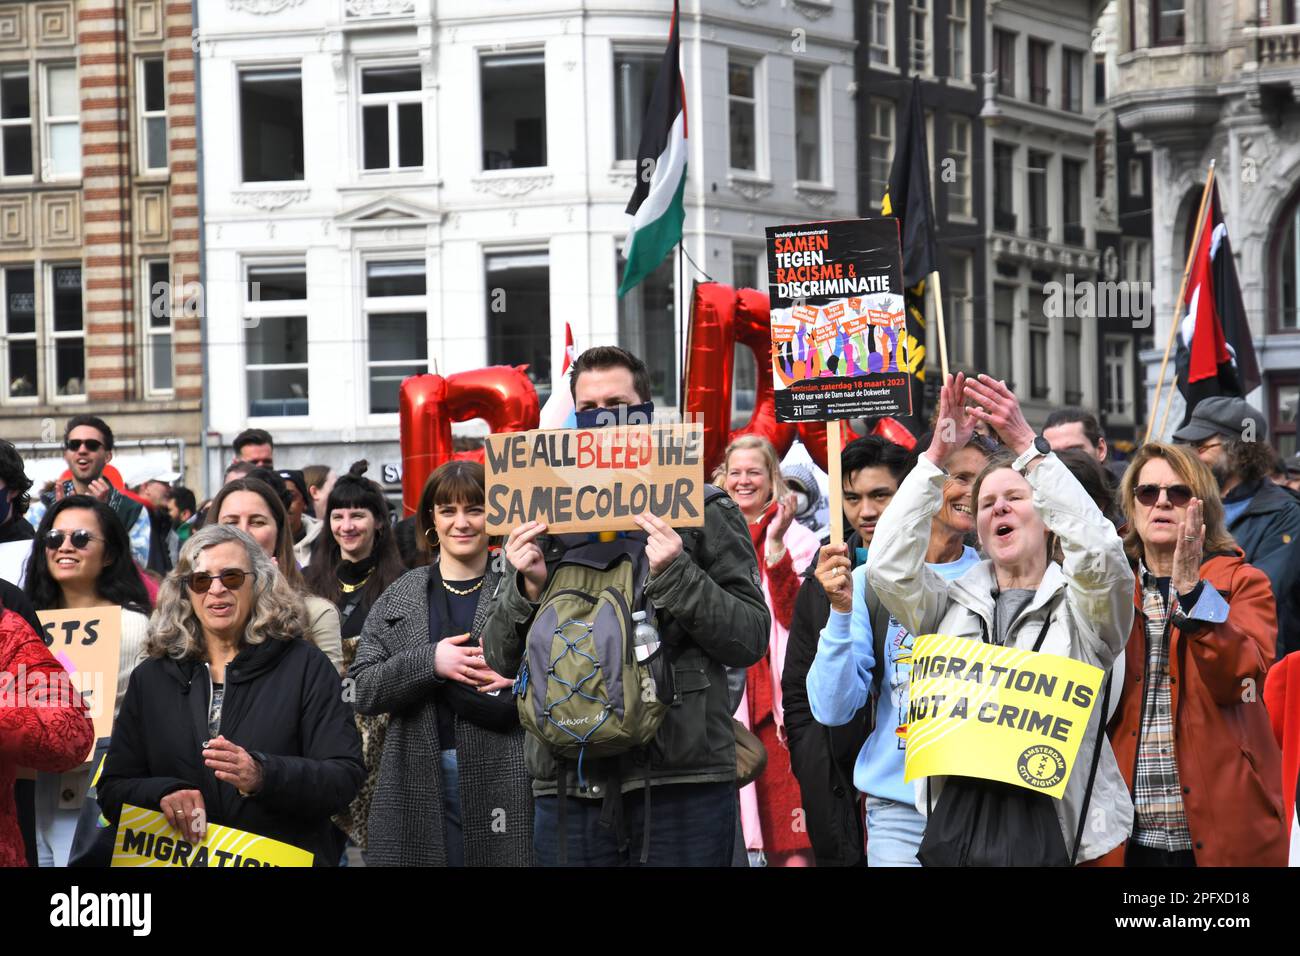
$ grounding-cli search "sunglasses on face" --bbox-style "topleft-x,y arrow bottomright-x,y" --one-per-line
43,529 -> 101,551
184,568 -> 253,594
1134,483 -> 1193,508
65,439 -> 104,452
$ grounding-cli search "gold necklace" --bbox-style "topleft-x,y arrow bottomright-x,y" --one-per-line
442,577 -> 484,596
338,571 -> 372,594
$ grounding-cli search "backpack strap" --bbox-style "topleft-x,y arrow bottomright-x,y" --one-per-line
1070,672 -> 1112,865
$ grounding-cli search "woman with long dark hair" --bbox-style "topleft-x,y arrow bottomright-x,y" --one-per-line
305,462 -> 404,664
23,495 -> 152,866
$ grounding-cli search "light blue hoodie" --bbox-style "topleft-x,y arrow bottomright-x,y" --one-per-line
807,547 -> 979,805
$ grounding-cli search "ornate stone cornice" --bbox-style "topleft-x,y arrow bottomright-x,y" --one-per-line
345,0 -> 415,16
471,175 -> 553,198
795,185 -> 836,209
728,175 -> 773,201
228,0 -> 305,14
793,0 -> 832,20
230,188 -> 310,211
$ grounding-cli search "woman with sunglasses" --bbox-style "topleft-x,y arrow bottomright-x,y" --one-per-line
350,461 -> 531,866
23,495 -> 152,867
305,462 -> 405,665
97,524 -> 364,865
1103,442 -> 1286,867
208,476 -> 344,673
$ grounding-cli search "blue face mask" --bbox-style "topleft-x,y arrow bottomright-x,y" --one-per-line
574,401 -> 655,430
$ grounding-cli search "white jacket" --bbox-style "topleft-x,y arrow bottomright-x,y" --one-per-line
866,452 -> 1135,863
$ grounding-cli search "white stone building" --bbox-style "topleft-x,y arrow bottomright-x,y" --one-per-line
195,0 -> 856,489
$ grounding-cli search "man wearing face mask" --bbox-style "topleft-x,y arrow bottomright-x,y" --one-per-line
0,440 -> 34,546
482,346 -> 770,867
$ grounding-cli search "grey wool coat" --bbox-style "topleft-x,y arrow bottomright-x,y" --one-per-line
350,562 -> 534,866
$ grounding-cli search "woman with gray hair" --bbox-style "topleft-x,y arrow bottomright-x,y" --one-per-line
97,524 -> 364,865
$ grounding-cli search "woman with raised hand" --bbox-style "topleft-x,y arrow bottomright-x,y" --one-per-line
864,373 -> 1135,865
23,495 -> 152,867
350,461 -> 530,866
97,524 -> 363,865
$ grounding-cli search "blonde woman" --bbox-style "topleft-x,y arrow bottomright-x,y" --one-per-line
714,434 -> 821,866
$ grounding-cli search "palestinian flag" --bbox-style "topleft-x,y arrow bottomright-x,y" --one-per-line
880,77 -> 938,426
618,1 -> 686,297
1175,179 -> 1260,426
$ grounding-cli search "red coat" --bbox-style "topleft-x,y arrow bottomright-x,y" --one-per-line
1107,551 -> 1287,866
1264,652 -> 1300,850
0,607 -> 95,867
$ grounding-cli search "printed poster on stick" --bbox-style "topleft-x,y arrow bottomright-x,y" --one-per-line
903,634 -> 1105,799
766,218 -> 911,422
111,804 -> 313,867
484,423 -> 705,535
37,606 -> 123,741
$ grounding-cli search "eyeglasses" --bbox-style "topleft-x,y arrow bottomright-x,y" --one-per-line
65,439 -> 104,452
1134,483 -> 1193,508
43,529 -> 101,551
184,568 -> 253,594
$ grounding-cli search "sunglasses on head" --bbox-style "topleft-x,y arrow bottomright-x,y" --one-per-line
65,438 -> 104,452
43,529 -> 101,551
184,569 -> 253,594
1134,483 -> 1193,507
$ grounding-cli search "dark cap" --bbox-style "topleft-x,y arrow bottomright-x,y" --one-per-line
276,468 -> 309,503
1171,396 -> 1268,444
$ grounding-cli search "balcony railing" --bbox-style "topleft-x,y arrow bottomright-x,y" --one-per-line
1028,223 -> 1050,241
1254,24 -> 1300,66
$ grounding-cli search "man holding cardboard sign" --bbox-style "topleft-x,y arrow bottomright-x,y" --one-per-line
481,346 -> 770,867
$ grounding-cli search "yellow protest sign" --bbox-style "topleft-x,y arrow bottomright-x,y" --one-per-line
37,606 -> 122,741
903,634 -> 1105,799
110,804 -> 313,868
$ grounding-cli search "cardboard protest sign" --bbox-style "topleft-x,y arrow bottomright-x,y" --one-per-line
111,804 -> 313,867
37,606 -> 122,741
903,634 -> 1105,799
484,423 -> 705,535
766,218 -> 911,422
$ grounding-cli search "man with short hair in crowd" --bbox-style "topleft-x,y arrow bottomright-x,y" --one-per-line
1043,406 -> 1108,463
780,436 -> 912,866
232,427 -> 274,468
482,345 -> 770,866
132,468 -> 181,573
0,439 -> 34,546
26,415 -> 152,567
224,459 -> 255,485
166,485 -> 199,546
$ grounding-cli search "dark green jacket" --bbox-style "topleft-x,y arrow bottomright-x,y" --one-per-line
482,492 -> 770,797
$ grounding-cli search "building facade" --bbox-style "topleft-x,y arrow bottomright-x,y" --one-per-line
0,0 -> 201,482
1111,0 -> 1300,450
196,0 -> 857,485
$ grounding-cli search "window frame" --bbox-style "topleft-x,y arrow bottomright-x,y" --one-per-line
1153,0 -> 1186,47
242,259 -> 310,420
0,265 -> 37,405
237,65 -> 306,185
1061,48 -> 1084,113
613,47 -> 663,164
869,0 -> 895,69
1028,38 -> 1050,106
46,262 -> 86,403
726,54 -> 764,177
0,65 -> 33,182
909,0 -> 932,77
994,29 -> 1016,98
947,115 -> 972,220
1027,149 -> 1050,241
616,241 -> 678,408
138,56 -> 168,174
485,246 -> 554,406
362,254 -> 429,417
478,49 -> 549,173
144,258 -> 173,396
948,0 -> 970,83
1103,334 -> 1134,424
793,67 -> 829,186
1272,374 -> 1300,459
41,61 -> 79,182
993,141 -> 1016,231
357,61 -> 424,175
1062,157 -> 1084,246
868,97 -> 895,210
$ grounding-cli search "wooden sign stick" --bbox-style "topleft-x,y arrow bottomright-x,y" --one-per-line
828,420 -> 843,547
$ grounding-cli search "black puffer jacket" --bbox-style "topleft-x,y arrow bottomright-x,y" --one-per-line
99,636 -> 363,865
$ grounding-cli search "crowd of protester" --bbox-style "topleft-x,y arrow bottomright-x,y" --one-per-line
0,353 -> 1297,867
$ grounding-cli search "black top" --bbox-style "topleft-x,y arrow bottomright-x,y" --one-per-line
427,573 -> 485,750
337,555 -> 380,640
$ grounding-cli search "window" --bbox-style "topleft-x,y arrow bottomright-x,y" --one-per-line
145,260 -> 172,393
365,260 -> 428,414
948,0 -> 969,82
1095,54 -> 1106,103
993,142 -> 1015,231
360,65 -> 423,171
1128,157 -> 1145,198
240,69 -> 304,182
869,0 -> 894,67
868,98 -> 894,208
1062,49 -> 1083,112
1063,311 -> 1082,404
1274,378 -> 1300,458
1104,336 -> 1133,421
732,243 -> 764,425
1029,326 -> 1049,401
947,116 -> 971,218
42,64 -> 78,180
1027,150 -> 1049,240
993,284 -> 1016,385
244,264 -> 308,417
1153,0 -> 1185,45
995,30 -> 1016,97
617,251 -> 676,406
1028,39 -> 1050,106
139,58 -> 167,172
486,251 -> 551,405
1123,237 -> 1152,283
614,51 -> 660,161
909,0 -> 931,75
481,52 -> 546,170
49,265 -> 84,397
727,57 -> 758,172
1062,158 -> 1084,245
947,250 -> 973,368
2,267 -> 34,399
794,69 -> 823,182
733,243 -> 765,292
0,68 -> 31,177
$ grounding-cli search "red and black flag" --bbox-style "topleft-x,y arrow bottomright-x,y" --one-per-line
1175,180 -> 1260,426
880,77 -> 938,425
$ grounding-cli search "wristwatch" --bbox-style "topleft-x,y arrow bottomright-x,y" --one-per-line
1012,436 -> 1051,474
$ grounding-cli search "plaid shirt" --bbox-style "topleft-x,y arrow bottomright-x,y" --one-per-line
1132,563 -> 1194,852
